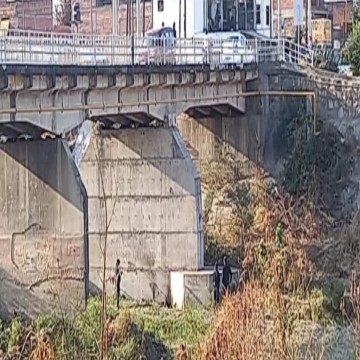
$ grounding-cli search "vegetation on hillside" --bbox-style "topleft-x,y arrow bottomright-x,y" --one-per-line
197,104 -> 360,359
343,4 -> 360,75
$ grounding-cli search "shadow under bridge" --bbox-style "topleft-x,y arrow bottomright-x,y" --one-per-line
0,121 -> 89,319
89,97 -> 246,130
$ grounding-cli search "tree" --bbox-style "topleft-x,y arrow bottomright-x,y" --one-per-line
353,0 -> 360,24
55,0 -> 72,27
343,22 -> 360,75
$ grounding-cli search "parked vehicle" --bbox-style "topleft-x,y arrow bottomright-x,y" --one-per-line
137,27 -> 176,65
220,34 -> 256,64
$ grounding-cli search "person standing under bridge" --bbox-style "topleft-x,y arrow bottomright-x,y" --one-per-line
222,256 -> 232,295
213,261 -> 221,305
115,259 -> 122,309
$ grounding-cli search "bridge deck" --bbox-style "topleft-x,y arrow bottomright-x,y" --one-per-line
0,63 -> 255,76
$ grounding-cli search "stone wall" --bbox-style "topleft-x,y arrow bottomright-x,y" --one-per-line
79,125 -> 203,301
258,65 -> 360,214
0,138 -> 85,319
262,66 -> 360,137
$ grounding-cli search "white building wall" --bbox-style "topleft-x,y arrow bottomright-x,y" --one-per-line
256,0 -> 271,37
152,0 -> 205,37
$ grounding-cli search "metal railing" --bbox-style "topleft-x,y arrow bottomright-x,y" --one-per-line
0,29 -> 314,67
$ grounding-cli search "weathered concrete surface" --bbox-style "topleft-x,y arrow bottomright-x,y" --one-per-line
261,65 -> 360,132
177,92 -> 262,172
79,125 -> 203,301
0,65 -> 257,134
0,137 -> 85,319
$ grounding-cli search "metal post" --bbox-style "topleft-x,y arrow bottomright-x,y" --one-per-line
90,0 -> 93,34
184,0 -> 187,37
220,0 -> 224,31
136,0 -> 141,36
245,0 -> 248,30
297,5 -> 300,62
142,0 -> 146,36
277,0 -> 281,38
307,0 -> 311,45
179,0 -> 182,38
305,0 -> 308,44
112,0 -> 118,36
345,0 -> 348,37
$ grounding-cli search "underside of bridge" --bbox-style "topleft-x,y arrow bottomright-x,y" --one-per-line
91,112 -> 163,129
89,103 -> 244,130
185,103 -> 244,119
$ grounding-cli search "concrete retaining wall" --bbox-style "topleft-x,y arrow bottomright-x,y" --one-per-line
80,125 -> 203,301
0,139 -> 85,319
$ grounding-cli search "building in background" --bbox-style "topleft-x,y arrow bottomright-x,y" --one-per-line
75,0 -> 152,35
153,0 -> 259,38
311,17 -> 332,44
0,0 -> 53,31
325,0 -> 352,48
0,0 -> 152,35
255,0 -> 271,37
273,0 -> 332,41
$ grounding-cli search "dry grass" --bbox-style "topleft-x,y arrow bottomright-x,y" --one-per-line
199,283 -> 283,360
198,152 -> 348,360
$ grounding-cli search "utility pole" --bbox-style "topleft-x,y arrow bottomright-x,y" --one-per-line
131,0 -> 134,35
126,0 -> 130,35
179,0 -> 182,38
136,0 -> 141,36
112,0 -> 118,36
90,0 -> 93,34
277,0 -> 281,38
307,0 -> 312,45
184,0 -> 187,36
142,0 -> 146,35
305,0 -> 308,44
345,0 -> 348,37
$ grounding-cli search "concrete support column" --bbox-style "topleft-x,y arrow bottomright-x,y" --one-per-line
0,135 -> 86,319
80,125 -> 204,301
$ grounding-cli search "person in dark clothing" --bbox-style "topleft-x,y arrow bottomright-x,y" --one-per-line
172,22 -> 177,38
213,261 -> 221,305
115,259 -> 122,309
222,256 -> 232,294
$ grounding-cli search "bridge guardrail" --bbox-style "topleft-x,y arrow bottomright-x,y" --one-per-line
0,29 -> 313,67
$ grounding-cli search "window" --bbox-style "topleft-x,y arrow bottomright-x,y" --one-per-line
96,0 -> 111,6
158,0 -> 164,12
256,5 -> 261,25
266,5 -> 270,25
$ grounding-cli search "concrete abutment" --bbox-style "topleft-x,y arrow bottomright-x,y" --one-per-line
0,136 -> 87,320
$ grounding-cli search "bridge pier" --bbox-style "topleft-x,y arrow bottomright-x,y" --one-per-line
79,124 -> 204,301
0,127 -> 87,319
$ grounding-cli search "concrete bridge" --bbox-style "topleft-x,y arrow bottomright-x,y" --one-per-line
0,59 -> 329,318
0,63 -> 256,133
